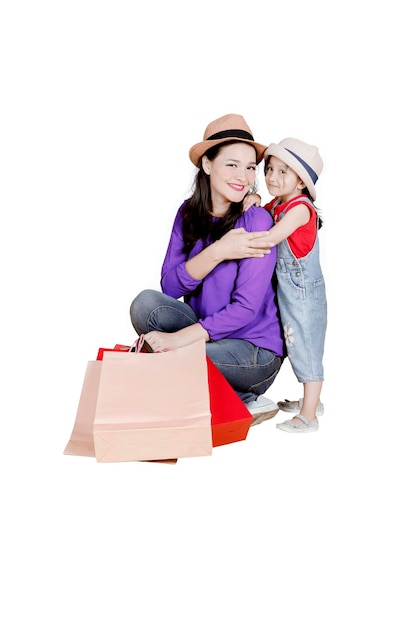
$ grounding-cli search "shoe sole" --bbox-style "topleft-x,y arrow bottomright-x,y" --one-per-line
276,422 -> 319,433
250,407 -> 279,427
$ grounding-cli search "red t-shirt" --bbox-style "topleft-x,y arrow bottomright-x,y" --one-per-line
264,195 -> 317,259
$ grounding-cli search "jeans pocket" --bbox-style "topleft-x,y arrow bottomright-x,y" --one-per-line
313,277 -> 326,304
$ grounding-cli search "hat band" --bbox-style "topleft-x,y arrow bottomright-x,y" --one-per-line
207,129 -> 254,141
285,149 -> 318,184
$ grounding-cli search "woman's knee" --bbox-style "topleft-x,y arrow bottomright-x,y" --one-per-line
130,289 -> 161,328
250,361 -> 282,396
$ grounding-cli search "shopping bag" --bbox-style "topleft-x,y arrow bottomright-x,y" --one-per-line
206,357 -> 253,447
93,340 -> 213,462
64,341 -> 183,463
63,359 -> 177,464
63,360 -> 100,458
63,343 -> 183,464
96,344 -> 131,361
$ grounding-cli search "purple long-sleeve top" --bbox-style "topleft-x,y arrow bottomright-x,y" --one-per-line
161,201 -> 284,356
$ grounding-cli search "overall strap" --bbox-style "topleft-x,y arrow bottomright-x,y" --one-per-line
279,196 -> 321,232
283,196 -> 315,213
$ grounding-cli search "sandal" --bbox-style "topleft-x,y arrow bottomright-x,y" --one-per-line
277,398 -> 324,417
276,414 -> 319,433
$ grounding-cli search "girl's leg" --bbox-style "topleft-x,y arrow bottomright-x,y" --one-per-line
130,289 -> 198,335
297,380 -> 323,422
277,393 -> 324,415
206,338 -> 283,403
276,380 -> 322,433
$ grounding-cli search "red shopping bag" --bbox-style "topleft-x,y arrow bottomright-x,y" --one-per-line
96,344 -> 131,360
206,357 -> 252,447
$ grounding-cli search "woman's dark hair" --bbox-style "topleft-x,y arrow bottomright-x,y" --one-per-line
181,141 -> 258,255
263,154 -> 323,229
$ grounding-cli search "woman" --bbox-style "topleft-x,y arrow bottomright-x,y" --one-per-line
130,114 -> 284,425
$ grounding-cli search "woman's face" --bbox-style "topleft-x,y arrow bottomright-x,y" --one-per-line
202,142 -> 257,213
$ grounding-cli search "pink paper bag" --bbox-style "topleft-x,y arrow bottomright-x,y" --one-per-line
93,340 -> 213,462
63,360 -> 100,458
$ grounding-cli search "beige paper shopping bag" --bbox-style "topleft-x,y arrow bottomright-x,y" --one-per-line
63,360 -> 100,458
64,353 -> 178,464
93,340 -> 213,462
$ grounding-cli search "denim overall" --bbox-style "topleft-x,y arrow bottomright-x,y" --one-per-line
275,198 -> 327,383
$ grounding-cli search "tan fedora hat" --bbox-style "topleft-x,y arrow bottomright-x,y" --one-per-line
189,113 -> 267,166
264,138 -> 323,201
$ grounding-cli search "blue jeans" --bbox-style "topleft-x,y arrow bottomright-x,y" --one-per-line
130,289 -> 283,403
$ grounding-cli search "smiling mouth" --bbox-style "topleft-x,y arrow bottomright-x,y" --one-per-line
229,184 -> 245,191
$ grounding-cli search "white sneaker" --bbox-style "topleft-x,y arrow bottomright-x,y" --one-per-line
246,396 -> 279,427
277,398 -> 324,417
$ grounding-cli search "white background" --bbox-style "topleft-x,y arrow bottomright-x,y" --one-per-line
1,1 -> 416,624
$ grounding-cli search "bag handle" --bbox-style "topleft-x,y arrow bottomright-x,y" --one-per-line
129,334 -> 154,354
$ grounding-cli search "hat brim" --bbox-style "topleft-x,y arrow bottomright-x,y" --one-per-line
264,144 -> 317,201
189,138 -> 267,167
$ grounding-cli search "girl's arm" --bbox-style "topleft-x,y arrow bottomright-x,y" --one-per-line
257,203 -> 310,246
242,192 -> 261,211
187,202 -> 311,276
185,227 -> 273,280
161,206 -> 274,297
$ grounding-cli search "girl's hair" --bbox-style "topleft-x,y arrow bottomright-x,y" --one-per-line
181,141 -> 258,255
263,154 -> 323,229
299,187 -> 323,229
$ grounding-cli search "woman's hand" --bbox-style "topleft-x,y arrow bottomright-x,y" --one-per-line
143,331 -> 177,352
214,228 -> 275,260
144,323 -> 209,352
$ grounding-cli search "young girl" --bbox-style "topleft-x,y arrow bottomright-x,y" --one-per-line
245,138 -> 327,433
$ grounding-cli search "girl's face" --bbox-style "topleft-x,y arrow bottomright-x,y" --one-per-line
264,155 -> 304,202
202,143 -> 257,215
